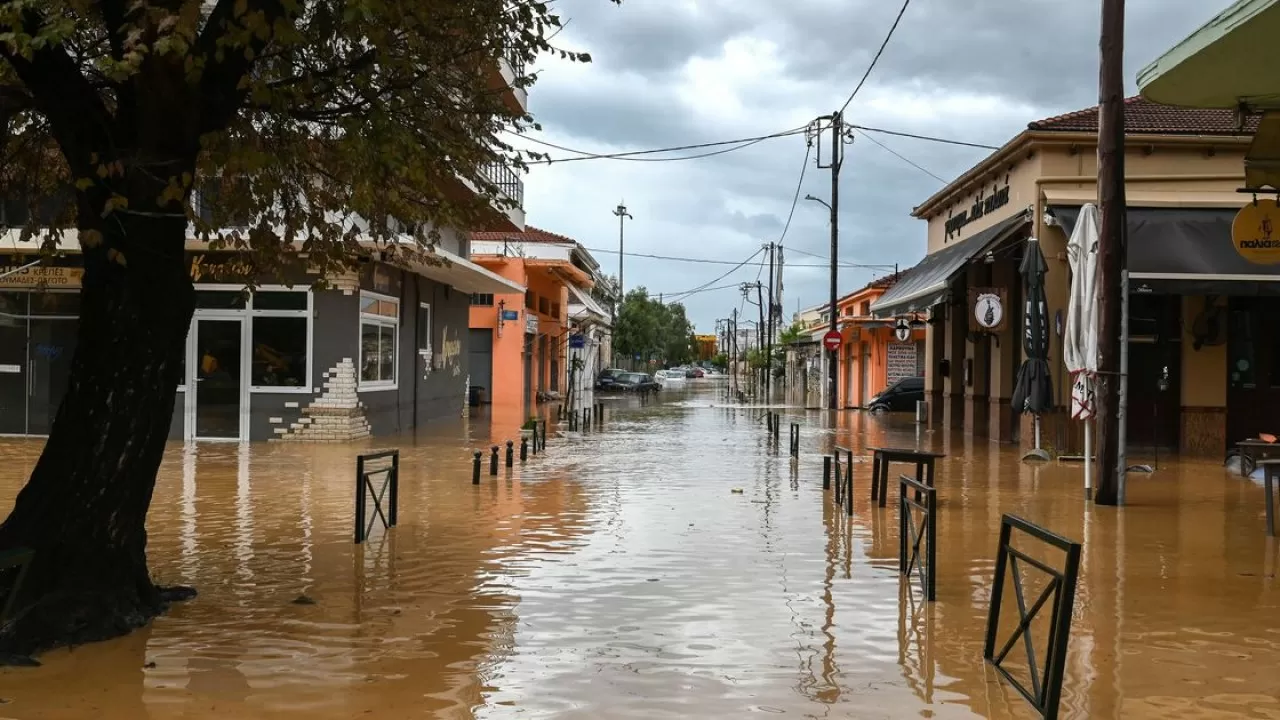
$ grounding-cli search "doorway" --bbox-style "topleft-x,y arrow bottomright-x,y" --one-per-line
860,341 -> 871,407
189,317 -> 246,441
1227,296 -> 1280,444
0,291 -> 78,436
1126,294 -> 1181,450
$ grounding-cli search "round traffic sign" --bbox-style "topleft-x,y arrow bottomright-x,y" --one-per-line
822,330 -> 842,351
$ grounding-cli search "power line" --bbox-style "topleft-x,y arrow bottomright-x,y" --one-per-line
661,281 -> 749,303
784,245 -> 897,270
853,124 -> 999,150
776,143 -> 811,248
663,248 -> 764,302
514,127 -> 808,164
855,129 -> 947,183
839,0 -> 913,115
579,246 -> 892,269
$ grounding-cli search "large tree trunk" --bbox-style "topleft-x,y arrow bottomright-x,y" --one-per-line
0,211 -> 196,662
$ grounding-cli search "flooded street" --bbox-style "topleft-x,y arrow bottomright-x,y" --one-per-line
1,384 -> 1279,719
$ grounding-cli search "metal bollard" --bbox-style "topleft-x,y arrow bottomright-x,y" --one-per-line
490,445 -> 499,475
790,423 -> 800,458
472,451 -> 482,485
823,455 -> 832,490
582,408 -> 589,431
520,436 -> 529,462
506,440 -> 514,468
540,420 -> 547,451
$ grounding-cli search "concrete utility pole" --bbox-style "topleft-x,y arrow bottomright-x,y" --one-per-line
611,202 -> 633,367
807,113 -> 846,410
1095,0 -> 1126,506
766,242 -> 776,400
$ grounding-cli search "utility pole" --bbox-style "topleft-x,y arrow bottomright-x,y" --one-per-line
766,242 -> 776,400
809,112 -> 846,410
731,308 -> 739,396
1095,0 -> 1126,506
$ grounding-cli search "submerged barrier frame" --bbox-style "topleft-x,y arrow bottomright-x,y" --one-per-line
983,514 -> 1082,720
898,474 -> 936,602
354,449 -> 400,544
789,423 -> 800,458
832,445 -> 854,516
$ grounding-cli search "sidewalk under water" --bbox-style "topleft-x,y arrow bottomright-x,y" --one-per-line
0,387 -> 1277,718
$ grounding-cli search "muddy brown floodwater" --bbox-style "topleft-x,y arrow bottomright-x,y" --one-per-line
1,385 -> 1279,719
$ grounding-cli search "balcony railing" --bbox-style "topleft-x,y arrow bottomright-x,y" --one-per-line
504,52 -> 526,83
481,162 -> 524,209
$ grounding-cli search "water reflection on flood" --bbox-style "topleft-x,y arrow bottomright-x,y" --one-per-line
0,388 -> 1278,718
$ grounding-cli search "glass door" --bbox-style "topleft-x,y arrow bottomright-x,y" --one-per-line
193,318 -> 244,441
0,294 -> 26,434
26,317 -> 77,434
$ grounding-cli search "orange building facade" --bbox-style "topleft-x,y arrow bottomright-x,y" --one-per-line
833,276 -> 927,408
468,228 -> 599,425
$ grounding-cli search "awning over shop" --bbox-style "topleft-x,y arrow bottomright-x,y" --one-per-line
870,211 -> 1030,318
412,244 -> 526,295
567,283 -> 608,319
1137,0 -> 1280,110
1050,205 -> 1280,295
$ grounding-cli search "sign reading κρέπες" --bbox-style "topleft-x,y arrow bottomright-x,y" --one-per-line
0,265 -> 83,288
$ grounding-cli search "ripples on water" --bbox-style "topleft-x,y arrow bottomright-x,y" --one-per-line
0,387 -> 1278,718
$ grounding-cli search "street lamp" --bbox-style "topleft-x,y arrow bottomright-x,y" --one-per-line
805,193 -> 838,411
612,202 -> 633,367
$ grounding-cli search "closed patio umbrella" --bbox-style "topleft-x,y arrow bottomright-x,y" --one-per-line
1064,204 -> 1101,495
1013,236 -> 1053,461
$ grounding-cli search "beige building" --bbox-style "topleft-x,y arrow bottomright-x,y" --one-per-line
873,98 -> 1264,454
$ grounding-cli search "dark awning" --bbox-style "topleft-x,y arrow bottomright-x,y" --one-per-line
1050,205 -> 1280,296
871,211 -> 1030,318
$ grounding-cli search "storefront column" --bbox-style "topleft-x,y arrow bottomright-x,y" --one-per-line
988,259 -> 1018,442
927,314 -> 945,427
944,300 -> 966,430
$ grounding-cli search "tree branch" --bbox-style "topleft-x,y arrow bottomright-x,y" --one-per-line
195,0 -> 292,134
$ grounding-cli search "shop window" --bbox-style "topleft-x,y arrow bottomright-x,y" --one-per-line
418,303 -> 432,355
28,292 -> 79,317
252,290 -> 308,311
196,290 -> 247,310
471,293 -> 494,306
359,291 -> 398,388
251,317 -> 307,387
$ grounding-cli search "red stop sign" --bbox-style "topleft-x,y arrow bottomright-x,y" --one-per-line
822,330 -> 842,351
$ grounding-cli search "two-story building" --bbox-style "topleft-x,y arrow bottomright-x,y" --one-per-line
834,275 -> 925,408
467,227 -> 603,422
872,97 -> 1260,454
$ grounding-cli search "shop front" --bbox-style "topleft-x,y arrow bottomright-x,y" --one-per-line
1,243 -> 521,442
874,97 -> 1257,449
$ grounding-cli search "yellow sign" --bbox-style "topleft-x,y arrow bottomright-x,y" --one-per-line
1232,199 -> 1280,265
0,265 -> 83,288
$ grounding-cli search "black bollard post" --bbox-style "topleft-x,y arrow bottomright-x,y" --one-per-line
472,451 -> 482,485
531,428 -> 538,456
540,420 -> 547,451
790,423 -> 800,458
506,440 -> 514,468
582,408 -> 589,431
823,455 -> 832,490
490,445 -> 499,475
520,436 -> 529,462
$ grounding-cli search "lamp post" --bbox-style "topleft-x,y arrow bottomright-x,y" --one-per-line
612,202 -> 632,367
805,193 -> 838,411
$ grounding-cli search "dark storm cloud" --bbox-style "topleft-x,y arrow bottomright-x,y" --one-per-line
522,0 -> 1235,329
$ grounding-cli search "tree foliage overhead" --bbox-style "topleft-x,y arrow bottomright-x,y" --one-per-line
614,287 -> 693,366
0,0 -> 609,276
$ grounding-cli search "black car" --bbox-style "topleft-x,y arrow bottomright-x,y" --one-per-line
867,376 -> 925,413
614,372 -> 660,393
595,368 -> 625,391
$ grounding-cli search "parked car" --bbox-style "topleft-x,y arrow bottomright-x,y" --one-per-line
614,372 -> 661,393
867,376 -> 925,413
595,368 -> 625,391
684,367 -> 705,378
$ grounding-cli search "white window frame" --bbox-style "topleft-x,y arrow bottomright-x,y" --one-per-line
418,302 -> 432,355
359,290 -> 399,391
180,284 -> 314,395
247,287 -> 314,394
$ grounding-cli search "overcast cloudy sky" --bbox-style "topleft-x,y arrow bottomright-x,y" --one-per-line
512,0 -> 1225,333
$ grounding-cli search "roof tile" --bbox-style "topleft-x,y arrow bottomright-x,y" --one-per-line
469,225 -> 578,245
1028,96 -> 1257,135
